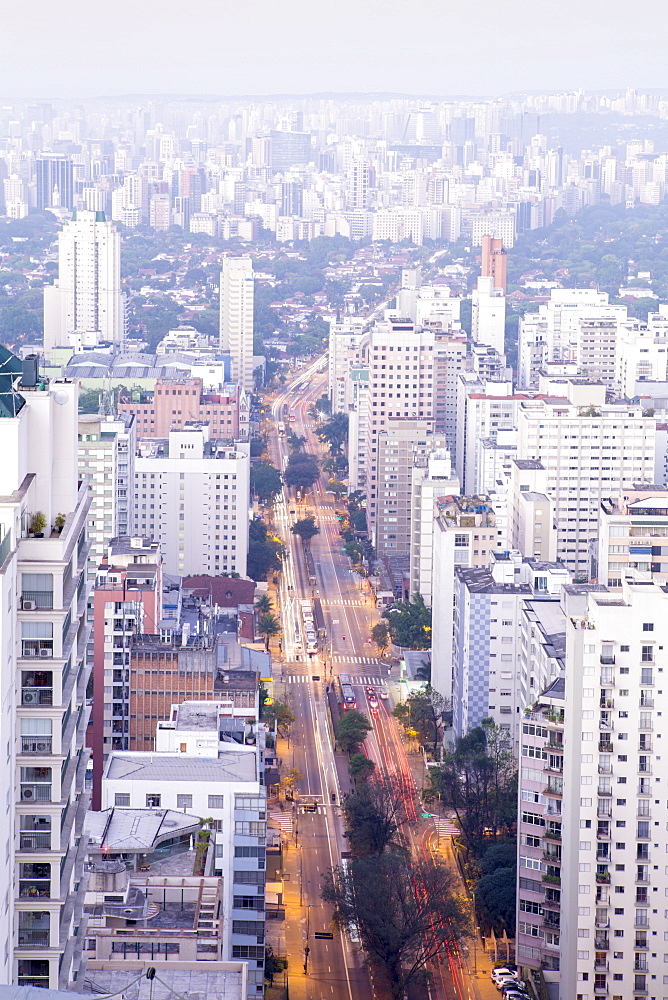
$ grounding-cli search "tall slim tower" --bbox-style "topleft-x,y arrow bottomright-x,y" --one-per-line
219,256 -> 255,392
35,155 -> 73,210
481,234 -> 508,293
43,210 -> 125,352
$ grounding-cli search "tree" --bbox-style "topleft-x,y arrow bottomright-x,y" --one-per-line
250,463 -> 282,503
326,477 -> 348,499
262,700 -> 295,733
392,686 -> 447,755
336,709 -> 372,754
383,594 -> 431,650
349,753 -> 376,785
254,594 -> 273,614
264,944 -> 287,985
284,452 -> 320,490
78,389 -> 101,414
314,393 -> 331,416
257,612 -> 281,651
317,412 -> 349,454
425,720 -> 517,856
371,622 -> 390,656
475,865 -> 516,934
291,515 -> 319,547
343,776 -> 405,856
280,766 -> 304,800
247,539 -> 283,581
287,431 -> 307,452
322,853 -> 468,1000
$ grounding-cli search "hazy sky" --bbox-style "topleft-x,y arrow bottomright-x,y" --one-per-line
3,0 -> 667,99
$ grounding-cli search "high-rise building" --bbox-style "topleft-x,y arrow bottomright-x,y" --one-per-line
78,413 -> 136,578
481,234 -> 508,293
219,257 -> 255,393
269,129 -> 311,172
471,276 -> 506,355
35,155 -> 73,210
117,378 -> 249,440
347,158 -> 370,210
89,536 -> 164,807
0,347 -> 92,988
515,577 -> 668,999
134,426 -> 250,577
595,484 -> 668,587
43,210 -> 126,352
408,447 -> 459,605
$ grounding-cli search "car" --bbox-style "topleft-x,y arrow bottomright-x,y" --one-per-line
494,974 -> 521,991
365,685 -> 375,694
379,689 -> 389,700
501,993 -> 528,1000
492,967 -> 519,982
498,983 -> 526,996
368,693 -> 379,710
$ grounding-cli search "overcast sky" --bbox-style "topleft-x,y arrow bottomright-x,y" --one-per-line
3,0 -> 667,100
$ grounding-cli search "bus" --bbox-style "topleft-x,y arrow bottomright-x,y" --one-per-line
312,597 -> 326,640
338,673 -> 357,710
301,601 -> 318,655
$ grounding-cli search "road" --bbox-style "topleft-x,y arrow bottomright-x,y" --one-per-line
263,359 -> 494,1000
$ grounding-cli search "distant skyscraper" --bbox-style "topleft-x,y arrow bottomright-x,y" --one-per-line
35,155 -> 73,210
347,159 -> 370,210
481,234 -> 508,293
269,129 -> 311,172
219,256 -> 255,391
43,210 -> 125,352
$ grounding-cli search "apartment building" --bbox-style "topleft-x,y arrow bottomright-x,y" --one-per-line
454,374 -> 516,493
374,423 -> 439,556
118,378 -> 249,441
0,348 -> 93,989
134,426 -> 250,577
516,389 -> 657,574
78,413 -> 136,578
409,447 -> 460,605
327,320 -> 367,414
515,577 -> 668,1000
364,317 -> 437,548
347,365 -> 369,492
219,257 -> 255,393
101,751 -> 267,998
90,536 -> 164,808
471,276 -> 506,356
596,485 -> 668,587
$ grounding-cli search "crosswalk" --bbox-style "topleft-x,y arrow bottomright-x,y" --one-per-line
332,655 -> 380,664
320,599 -> 365,607
283,674 -> 385,686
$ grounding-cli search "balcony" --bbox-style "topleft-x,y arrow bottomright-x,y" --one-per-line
17,930 -> 50,948
598,785 -> 612,796
599,741 -> 613,752
20,737 -> 52,755
542,873 -> 561,885
596,871 -> 611,884
543,852 -> 562,864
19,881 -> 51,899
544,829 -> 562,841
21,688 -> 53,706
21,641 -> 53,659
19,832 -> 51,851
600,654 -> 615,665
21,591 -> 53,611
20,784 -> 51,803
639,697 -> 654,708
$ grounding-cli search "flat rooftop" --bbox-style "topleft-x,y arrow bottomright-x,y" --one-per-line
81,963 -> 245,1000
85,808 -> 200,852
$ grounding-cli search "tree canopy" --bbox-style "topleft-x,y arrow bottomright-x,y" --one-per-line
250,463 -> 282,503
336,709 -> 372,754
343,775 -> 405,857
284,452 -> 320,490
383,594 -> 431,650
291,515 -> 319,546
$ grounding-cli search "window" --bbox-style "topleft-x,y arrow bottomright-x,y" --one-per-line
114,793 -> 130,807
234,846 -> 265,858
232,920 -> 264,937
643,623 -> 654,632
146,794 -> 161,808
235,821 -> 266,837
208,795 -> 224,809
176,794 -> 192,810
235,796 -> 266,812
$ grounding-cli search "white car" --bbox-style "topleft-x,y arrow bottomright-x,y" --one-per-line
492,969 -> 520,987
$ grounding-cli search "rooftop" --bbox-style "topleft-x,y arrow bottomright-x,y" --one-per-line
85,808 -> 201,853
104,751 -> 257,784
80,962 -> 246,1000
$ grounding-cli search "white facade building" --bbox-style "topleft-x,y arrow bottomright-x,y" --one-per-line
409,448 -> 459,605
471,276 -> 506,355
0,348 -> 93,989
78,413 -> 136,578
101,750 -> 266,999
134,426 -> 250,577
327,319 -> 367,414
219,257 -> 255,393
43,210 -> 126,353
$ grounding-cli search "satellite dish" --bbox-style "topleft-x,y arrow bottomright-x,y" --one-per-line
54,390 -> 69,405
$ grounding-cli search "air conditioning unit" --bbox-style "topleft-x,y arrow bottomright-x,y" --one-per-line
22,692 -> 36,704
35,742 -> 49,753
21,788 -> 34,800
22,600 -> 36,611
39,649 -> 51,658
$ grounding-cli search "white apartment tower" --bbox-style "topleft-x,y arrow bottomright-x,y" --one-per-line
134,426 -> 250,577
43,210 -> 126,353
0,347 -> 93,989
516,578 -> 668,1000
219,257 -> 255,393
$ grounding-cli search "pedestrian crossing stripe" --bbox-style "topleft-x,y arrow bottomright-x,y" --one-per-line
332,656 -> 379,664
283,675 -> 385,685
320,599 -> 364,607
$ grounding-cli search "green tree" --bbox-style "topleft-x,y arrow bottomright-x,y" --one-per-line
336,709 -> 372,754
250,463 -> 282,503
257,612 -> 281,651
349,753 -> 376,785
262,700 -> 295,733
78,389 -> 102,414
392,686 -> 446,755
343,776 -> 405,856
383,594 -> 431,650
284,452 -> 320,490
317,411 -> 349,454
326,478 -> 348,499
475,865 -> 516,934
371,622 -> 390,656
314,393 -> 331,416
280,766 -> 304,800
291,515 -> 319,547
322,853 -> 468,1000
264,945 -> 287,986
287,431 -> 307,452
254,594 -> 273,614
425,720 -> 517,856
